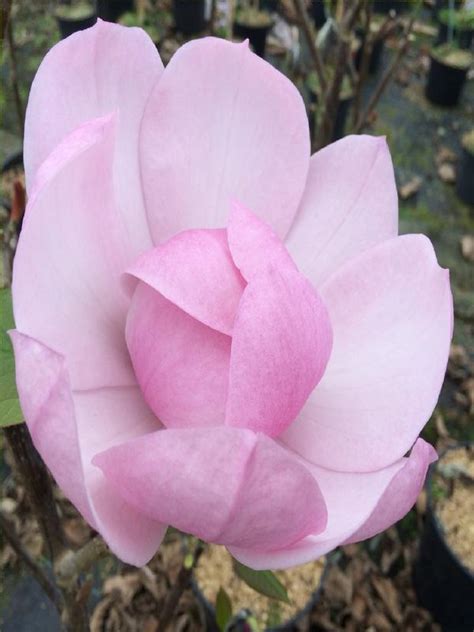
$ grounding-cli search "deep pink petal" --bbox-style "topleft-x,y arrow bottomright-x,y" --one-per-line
126,229 -> 245,335
126,283 -> 231,428
10,331 -> 166,566
13,115 -> 135,390
229,439 -> 435,569
282,235 -> 452,472
140,37 -> 310,243
94,426 -> 327,550
285,135 -> 398,286
227,200 -> 296,282
225,266 -> 332,437
24,20 -> 163,254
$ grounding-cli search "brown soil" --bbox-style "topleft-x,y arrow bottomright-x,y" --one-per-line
434,445 -> 474,573
195,544 -> 325,627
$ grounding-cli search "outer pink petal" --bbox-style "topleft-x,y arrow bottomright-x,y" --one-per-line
126,283 -> 231,428
225,266 -> 332,437
282,235 -> 452,472
140,37 -> 310,243
126,229 -> 245,336
94,426 -> 327,551
229,439 -> 435,570
285,135 -> 398,287
13,115 -> 135,390
24,20 -> 163,254
10,331 -> 166,566
227,200 -> 296,282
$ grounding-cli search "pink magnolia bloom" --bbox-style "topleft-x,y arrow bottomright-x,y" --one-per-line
11,21 -> 452,569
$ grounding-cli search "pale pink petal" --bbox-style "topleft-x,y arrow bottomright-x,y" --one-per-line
282,235 -> 452,472
225,266 -> 332,437
94,426 -> 327,550
24,20 -> 163,254
285,135 -> 398,286
140,37 -> 310,243
227,200 -> 296,282
13,115 -> 136,390
10,331 -> 166,566
126,283 -> 231,428
229,439 -> 435,570
126,229 -> 245,336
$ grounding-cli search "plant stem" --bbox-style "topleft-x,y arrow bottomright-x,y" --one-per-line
0,509 -> 60,609
5,13 -> 24,136
293,0 -> 327,93
354,14 -> 415,133
4,424 -> 66,561
157,540 -> 205,632
55,536 -> 109,632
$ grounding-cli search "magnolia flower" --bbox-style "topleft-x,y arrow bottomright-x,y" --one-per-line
11,21 -> 452,569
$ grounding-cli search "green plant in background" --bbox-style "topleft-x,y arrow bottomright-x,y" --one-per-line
55,1 -> 95,19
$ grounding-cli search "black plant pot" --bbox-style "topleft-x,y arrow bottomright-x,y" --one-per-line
436,21 -> 474,50
96,0 -> 134,22
425,55 -> 468,106
372,0 -> 405,14
354,30 -> 385,75
413,448 -> 474,631
309,88 -> 353,143
173,0 -> 206,35
456,146 -> 474,206
192,561 -> 328,632
56,11 -> 97,39
233,20 -> 272,58
310,0 -> 326,29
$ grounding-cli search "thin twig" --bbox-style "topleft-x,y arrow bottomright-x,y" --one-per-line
5,14 -> 24,136
354,14 -> 415,133
157,540 -> 205,632
293,0 -> 327,93
209,0 -> 218,35
0,510 -> 60,609
0,0 -> 13,48
5,424 -> 66,562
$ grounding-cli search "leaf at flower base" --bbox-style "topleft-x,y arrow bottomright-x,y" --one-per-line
233,560 -> 290,604
215,586 -> 233,632
0,288 -> 23,427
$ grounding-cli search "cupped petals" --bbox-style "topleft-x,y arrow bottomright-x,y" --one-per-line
140,37 -> 310,243
227,200 -> 296,282
126,283 -> 231,428
282,235 -> 452,472
126,229 -> 245,335
285,135 -> 398,287
225,266 -> 332,437
94,426 -> 327,551
10,331 -> 166,566
13,115 -> 135,390
24,20 -> 163,253
228,438 -> 435,570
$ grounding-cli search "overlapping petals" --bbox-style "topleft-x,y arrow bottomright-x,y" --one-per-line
11,22 -> 453,569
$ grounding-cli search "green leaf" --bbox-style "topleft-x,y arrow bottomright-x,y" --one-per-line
0,288 -> 23,427
233,560 -> 290,604
215,587 -> 232,632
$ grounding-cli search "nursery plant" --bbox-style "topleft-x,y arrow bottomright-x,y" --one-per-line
0,7 -> 455,632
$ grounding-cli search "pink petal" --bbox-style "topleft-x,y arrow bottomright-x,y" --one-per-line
229,438 -> 435,570
140,37 -> 310,243
94,426 -> 327,550
13,115 -> 135,390
227,200 -> 296,282
126,229 -> 245,336
126,283 -> 231,428
282,235 -> 452,472
225,266 -> 332,437
24,20 -> 163,254
285,135 -> 398,286
10,331 -> 166,566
